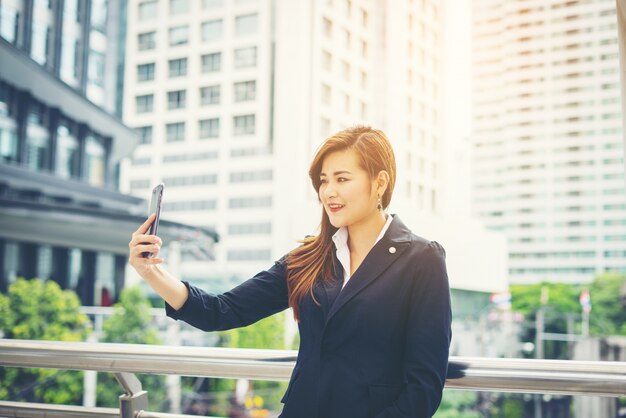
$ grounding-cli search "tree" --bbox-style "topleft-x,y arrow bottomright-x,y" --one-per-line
96,286 -> 167,409
180,312 -> 289,416
434,390 -> 481,418
588,273 -> 626,336
510,282 -> 582,359
0,278 -> 90,404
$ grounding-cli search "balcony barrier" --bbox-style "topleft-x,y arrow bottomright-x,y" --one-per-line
0,339 -> 625,417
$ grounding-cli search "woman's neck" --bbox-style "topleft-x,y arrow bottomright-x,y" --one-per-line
347,212 -> 388,256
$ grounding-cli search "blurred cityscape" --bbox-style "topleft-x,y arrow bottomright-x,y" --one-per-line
0,0 -> 625,417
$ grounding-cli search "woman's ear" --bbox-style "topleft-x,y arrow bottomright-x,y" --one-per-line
377,170 -> 390,196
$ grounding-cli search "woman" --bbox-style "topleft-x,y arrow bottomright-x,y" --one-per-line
128,126 -> 452,418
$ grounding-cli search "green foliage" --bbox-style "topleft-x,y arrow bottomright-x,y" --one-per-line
510,282 -> 581,318
219,311 -> 286,350
434,390 -> 481,418
183,312 -> 289,416
588,273 -> 626,336
96,286 -> 166,409
0,278 -> 90,404
510,274 -> 626,360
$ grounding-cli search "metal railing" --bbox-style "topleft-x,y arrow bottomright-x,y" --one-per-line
0,339 -> 625,417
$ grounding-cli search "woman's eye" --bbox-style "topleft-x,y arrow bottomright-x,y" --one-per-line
338,177 -> 348,182
320,178 -> 327,184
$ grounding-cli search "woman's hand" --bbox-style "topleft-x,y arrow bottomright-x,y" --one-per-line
128,213 -> 165,277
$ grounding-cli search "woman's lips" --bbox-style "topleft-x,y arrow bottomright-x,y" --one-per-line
329,204 -> 345,213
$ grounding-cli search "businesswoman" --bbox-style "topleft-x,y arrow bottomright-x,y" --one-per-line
128,126 -> 452,418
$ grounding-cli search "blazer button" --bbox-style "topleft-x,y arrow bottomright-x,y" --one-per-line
389,246 -> 396,254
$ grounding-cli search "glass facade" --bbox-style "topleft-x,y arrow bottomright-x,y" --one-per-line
55,121 -> 80,180
25,104 -> 51,172
0,83 -> 18,164
85,134 -> 106,186
0,1 -> 21,44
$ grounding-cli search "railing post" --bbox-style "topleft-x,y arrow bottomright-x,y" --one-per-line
115,372 -> 148,418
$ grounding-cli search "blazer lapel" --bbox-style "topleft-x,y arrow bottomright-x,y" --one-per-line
321,251 -> 344,316
325,214 -> 412,324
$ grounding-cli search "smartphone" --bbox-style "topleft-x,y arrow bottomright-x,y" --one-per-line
141,183 -> 164,258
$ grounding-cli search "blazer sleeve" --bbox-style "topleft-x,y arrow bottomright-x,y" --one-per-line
164,254 -> 290,331
375,241 -> 452,418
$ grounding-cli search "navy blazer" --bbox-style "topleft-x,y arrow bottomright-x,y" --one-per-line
166,214 -> 452,418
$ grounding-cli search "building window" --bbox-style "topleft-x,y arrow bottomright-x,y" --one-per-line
201,52 -> 221,73
138,0 -> 157,20
162,174 -> 217,186
202,0 -> 224,9
322,84 -> 331,105
137,63 -> 155,82
87,50 -> 105,87
235,13 -> 259,36
164,200 -> 217,211
199,118 -> 220,139
228,223 -> 272,235
170,0 -> 189,14
343,29 -> 351,49
0,119 -> 18,164
323,17 -> 332,38
136,94 -> 154,113
136,126 -> 152,144
227,249 -> 271,261
30,22 -> 49,65
138,32 -> 156,51
341,60 -> 350,81
233,80 -> 256,102
320,117 -> 330,137
322,50 -> 332,71
229,170 -> 272,183
55,122 -> 80,180
169,58 -> 187,77
130,179 -> 151,190
60,38 -> 79,86
201,19 -> 223,42
167,90 -> 186,109
0,84 -> 18,162
85,134 -> 106,186
228,196 -> 272,208
200,85 -> 220,105
233,114 -> 255,136
234,46 -> 257,68
25,105 -> 51,172
169,25 -> 189,46
90,0 -> 107,32
0,2 -> 20,43
166,122 -> 185,142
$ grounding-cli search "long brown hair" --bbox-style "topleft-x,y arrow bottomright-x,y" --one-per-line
286,126 -> 397,321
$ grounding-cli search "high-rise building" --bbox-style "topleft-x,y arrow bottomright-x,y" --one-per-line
471,0 -> 625,284
122,0 -> 452,285
0,0 -> 216,304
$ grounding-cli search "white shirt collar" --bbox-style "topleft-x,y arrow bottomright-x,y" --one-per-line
332,214 -> 394,288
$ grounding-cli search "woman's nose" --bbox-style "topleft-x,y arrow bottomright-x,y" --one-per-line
322,183 -> 337,199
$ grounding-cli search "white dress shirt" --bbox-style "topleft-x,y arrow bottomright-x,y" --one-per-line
331,213 -> 394,290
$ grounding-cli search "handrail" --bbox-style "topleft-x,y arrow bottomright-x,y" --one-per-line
1,339 -> 625,398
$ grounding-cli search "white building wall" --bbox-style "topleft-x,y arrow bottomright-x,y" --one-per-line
122,0 -> 507,296
472,0 -> 626,284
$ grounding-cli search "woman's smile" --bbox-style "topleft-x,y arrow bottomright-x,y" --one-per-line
328,203 -> 345,212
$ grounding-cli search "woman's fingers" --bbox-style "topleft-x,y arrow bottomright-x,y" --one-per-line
133,213 -> 156,236
129,234 -> 162,248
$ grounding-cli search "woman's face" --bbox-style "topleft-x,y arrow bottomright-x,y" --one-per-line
319,149 -> 379,229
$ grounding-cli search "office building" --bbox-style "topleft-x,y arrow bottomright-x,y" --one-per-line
0,0 -> 216,304
471,0 -> 625,283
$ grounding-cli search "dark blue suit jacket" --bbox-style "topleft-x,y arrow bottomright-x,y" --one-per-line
166,214 -> 452,418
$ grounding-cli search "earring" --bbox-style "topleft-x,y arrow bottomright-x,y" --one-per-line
377,195 -> 382,210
